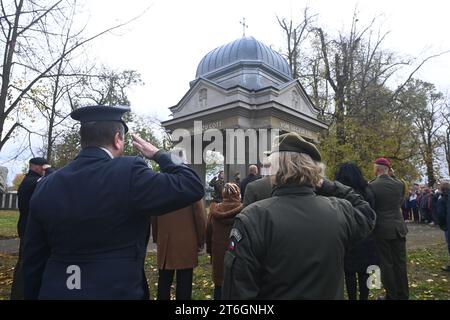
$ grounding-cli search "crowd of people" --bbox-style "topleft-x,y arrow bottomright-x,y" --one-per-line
402,184 -> 441,225
7,105 -> 450,300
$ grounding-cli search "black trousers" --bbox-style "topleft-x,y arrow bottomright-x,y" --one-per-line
345,271 -> 369,300
157,268 -> 193,300
412,208 -> 419,222
214,285 -> 222,300
10,240 -> 24,300
375,237 -> 409,300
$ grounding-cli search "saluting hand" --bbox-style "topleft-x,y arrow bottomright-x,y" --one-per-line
132,134 -> 160,159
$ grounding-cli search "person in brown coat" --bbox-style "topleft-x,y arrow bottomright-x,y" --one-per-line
206,183 -> 243,300
152,200 -> 206,300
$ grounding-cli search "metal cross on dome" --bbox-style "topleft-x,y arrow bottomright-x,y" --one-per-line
239,18 -> 248,37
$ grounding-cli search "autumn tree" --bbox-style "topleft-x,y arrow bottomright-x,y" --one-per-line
11,173 -> 25,191
50,68 -> 162,169
0,0 -> 144,154
277,8 -> 446,181
51,126 -> 80,168
442,111 -> 450,177
398,80 -> 447,186
277,7 -> 316,79
51,112 -> 162,170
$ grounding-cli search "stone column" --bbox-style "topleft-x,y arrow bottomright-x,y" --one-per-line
189,134 -> 206,186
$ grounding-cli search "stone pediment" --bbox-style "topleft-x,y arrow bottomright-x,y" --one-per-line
169,78 -> 320,121
170,78 -> 232,119
275,80 -> 318,118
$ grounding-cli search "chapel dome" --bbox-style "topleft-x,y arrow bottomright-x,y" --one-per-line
195,36 -> 292,80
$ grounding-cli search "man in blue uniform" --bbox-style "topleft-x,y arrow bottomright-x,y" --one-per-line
22,105 -> 204,299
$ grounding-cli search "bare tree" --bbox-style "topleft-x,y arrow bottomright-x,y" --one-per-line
401,80 -> 446,186
0,0 -> 146,153
278,7 -> 449,168
441,107 -> 450,177
76,68 -> 143,106
277,7 -> 316,79
0,0 -> 61,151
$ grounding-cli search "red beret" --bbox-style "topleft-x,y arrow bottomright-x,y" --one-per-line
374,157 -> 391,168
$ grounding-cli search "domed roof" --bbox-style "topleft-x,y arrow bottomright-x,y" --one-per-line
195,37 -> 292,80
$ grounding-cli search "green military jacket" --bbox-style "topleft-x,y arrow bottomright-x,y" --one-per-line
369,174 -> 408,239
222,180 -> 376,300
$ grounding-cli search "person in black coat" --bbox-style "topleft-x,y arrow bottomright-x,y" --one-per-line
239,165 -> 260,201
22,106 -> 204,300
335,162 -> 379,300
10,157 -> 48,299
209,171 -> 225,203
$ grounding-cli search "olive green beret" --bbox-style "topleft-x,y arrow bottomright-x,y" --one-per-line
269,132 -> 321,162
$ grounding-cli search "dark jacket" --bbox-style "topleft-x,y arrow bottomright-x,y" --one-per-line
209,176 -> 225,203
242,176 -> 272,207
239,174 -> 260,201
17,170 -> 42,239
370,175 -> 408,239
222,180 -> 376,300
437,192 -> 449,231
344,185 -> 379,273
22,148 -> 204,300
420,191 -> 433,210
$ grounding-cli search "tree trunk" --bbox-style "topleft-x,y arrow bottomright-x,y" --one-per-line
424,145 -> 436,187
0,0 -> 24,149
335,96 -> 346,163
445,128 -> 450,177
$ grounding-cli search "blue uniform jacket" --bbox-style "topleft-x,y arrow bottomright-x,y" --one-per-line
22,147 -> 204,299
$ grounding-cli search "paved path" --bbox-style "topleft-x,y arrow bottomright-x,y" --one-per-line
0,238 -> 157,254
0,238 -> 19,254
0,223 -> 446,254
405,222 -> 445,250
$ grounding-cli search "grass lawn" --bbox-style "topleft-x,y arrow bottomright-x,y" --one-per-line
0,211 -> 18,239
1,244 -> 449,300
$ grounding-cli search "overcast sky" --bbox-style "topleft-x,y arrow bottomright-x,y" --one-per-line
1,0 -> 450,183
84,0 -> 450,119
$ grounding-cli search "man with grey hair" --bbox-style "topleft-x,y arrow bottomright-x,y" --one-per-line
222,132 -> 376,299
370,157 -> 409,300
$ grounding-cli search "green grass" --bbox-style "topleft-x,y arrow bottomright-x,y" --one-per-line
0,253 -> 16,299
367,244 -> 450,300
1,245 -> 449,300
144,254 -> 214,300
0,211 -> 19,239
